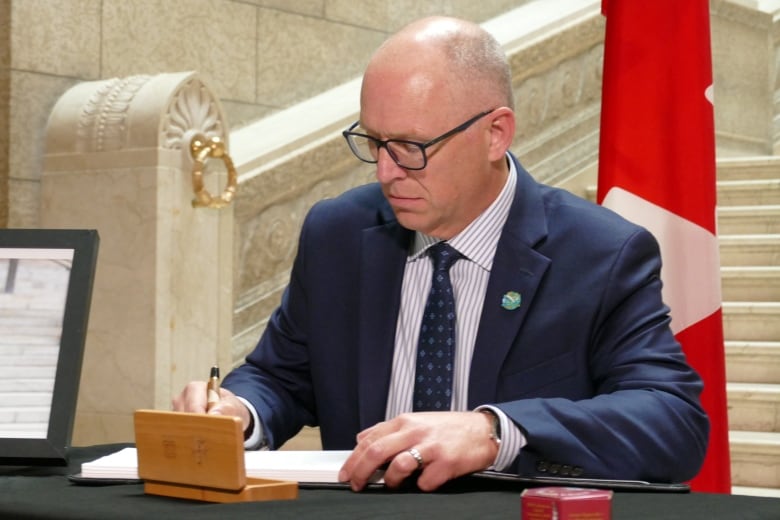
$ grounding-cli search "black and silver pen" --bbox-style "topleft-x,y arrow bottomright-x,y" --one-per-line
206,365 -> 220,412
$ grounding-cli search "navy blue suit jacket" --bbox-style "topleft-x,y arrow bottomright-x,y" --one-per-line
224,155 -> 709,483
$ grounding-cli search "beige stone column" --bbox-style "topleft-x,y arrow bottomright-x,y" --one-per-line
711,0 -> 780,156
41,72 -> 233,445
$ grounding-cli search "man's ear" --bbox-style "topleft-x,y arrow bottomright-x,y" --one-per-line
486,107 -> 516,162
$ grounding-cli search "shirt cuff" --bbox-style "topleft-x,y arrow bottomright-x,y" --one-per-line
236,396 -> 266,450
476,405 -> 527,471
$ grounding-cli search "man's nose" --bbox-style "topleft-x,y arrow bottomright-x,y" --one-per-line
374,147 -> 406,183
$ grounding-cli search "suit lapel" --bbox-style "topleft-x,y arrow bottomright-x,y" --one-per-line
357,216 -> 411,429
467,241 -> 550,407
468,158 -> 552,407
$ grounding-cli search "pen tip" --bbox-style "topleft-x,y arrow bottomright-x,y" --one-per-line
210,365 -> 219,378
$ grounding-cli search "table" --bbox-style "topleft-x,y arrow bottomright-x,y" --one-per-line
0,444 -> 778,519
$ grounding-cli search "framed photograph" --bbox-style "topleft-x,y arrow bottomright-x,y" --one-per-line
0,229 -> 99,465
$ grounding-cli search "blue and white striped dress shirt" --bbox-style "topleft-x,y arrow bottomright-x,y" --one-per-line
385,155 -> 526,471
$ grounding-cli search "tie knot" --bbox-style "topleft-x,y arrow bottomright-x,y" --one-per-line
428,242 -> 461,272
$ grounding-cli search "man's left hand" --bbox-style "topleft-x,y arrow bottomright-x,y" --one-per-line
338,411 -> 498,491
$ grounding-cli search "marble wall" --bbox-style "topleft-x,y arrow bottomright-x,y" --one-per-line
0,2 -> 8,227
0,0 -> 526,229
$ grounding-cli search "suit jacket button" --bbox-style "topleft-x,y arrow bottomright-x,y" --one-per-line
571,466 -> 584,477
536,461 -> 549,472
549,463 -> 561,475
560,465 -> 571,476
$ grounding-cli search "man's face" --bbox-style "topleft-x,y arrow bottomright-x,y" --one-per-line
359,69 -> 495,239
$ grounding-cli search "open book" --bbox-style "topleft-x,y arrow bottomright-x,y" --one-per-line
79,447 -> 381,485
77,446 -> 690,492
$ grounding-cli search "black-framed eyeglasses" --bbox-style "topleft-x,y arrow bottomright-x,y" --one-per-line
341,109 -> 496,170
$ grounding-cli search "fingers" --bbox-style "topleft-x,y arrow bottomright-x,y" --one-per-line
382,445 -> 460,492
340,411 -> 500,492
340,413 -> 444,491
208,390 -> 252,427
382,447 -> 427,489
175,385 -> 252,433
339,418 -> 411,491
342,438 -> 449,491
171,381 -> 208,412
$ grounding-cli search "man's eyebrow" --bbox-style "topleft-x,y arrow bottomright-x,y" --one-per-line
359,123 -> 430,142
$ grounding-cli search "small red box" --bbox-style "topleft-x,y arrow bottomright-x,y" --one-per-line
521,487 -> 613,520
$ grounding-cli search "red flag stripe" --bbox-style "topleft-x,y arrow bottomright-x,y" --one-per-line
597,0 -> 731,494
597,2 -> 716,234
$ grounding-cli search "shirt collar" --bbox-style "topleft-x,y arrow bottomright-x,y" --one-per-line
411,153 -> 517,270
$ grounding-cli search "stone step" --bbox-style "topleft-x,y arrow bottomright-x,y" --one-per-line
728,383 -> 780,432
722,302 -> 780,342
0,330 -> 62,343
0,406 -> 50,425
0,392 -> 53,406
0,345 -> 59,357
584,179 -> 780,207
719,234 -> 780,266
717,179 -> 780,206
0,422 -> 49,438
718,205 -> 780,235
0,343 -> 59,353
0,365 -> 56,379
0,315 -> 63,329
730,430 -> 780,489
717,156 -> 780,181
0,296 -> 66,312
0,341 -> 61,353
0,305 -> 64,320
0,379 -> 54,393
726,341 -> 780,385
721,266 -> 780,301
0,354 -> 59,366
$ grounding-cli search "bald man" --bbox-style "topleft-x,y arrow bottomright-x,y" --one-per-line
174,16 -> 708,492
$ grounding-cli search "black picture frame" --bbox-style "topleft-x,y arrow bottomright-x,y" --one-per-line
0,229 -> 99,465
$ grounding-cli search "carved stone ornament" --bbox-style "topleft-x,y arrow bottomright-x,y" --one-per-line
162,78 -> 226,151
46,72 -> 228,157
76,75 -> 152,153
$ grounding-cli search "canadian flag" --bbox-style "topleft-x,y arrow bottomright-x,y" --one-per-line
597,1 -> 730,493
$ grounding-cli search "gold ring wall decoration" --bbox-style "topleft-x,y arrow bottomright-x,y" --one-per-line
189,133 -> 238,209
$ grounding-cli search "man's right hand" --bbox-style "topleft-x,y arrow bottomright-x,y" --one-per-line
172,382 -> 252,433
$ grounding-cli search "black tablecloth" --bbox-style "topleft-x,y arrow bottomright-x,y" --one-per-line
0,444 -> 778,519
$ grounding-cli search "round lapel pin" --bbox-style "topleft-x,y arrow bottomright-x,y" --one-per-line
501,291 -> 522,310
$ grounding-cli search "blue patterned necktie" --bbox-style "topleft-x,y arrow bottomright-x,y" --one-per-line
413,242 -> 462,412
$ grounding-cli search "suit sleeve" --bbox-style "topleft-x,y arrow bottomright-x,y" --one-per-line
220,209 -> 319,450
496,227 -> 709,483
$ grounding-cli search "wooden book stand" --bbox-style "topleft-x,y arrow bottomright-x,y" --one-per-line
134,409 -> 298,503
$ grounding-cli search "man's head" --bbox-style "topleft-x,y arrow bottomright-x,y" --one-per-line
356,17 -> 516,239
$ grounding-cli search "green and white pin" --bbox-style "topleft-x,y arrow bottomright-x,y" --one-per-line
501,291 -> 522,310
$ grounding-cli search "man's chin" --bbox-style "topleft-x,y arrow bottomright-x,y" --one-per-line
392,211 -> 427,233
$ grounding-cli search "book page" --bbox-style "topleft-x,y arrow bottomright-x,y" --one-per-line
80,447 -> 139,479
80,448 -> 384,485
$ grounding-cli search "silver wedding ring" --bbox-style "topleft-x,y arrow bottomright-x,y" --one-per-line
407,447 -> 424,470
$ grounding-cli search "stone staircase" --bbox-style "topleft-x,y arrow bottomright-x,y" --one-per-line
584,156 -> 780,495
0,259 -> 69,438
718,156 -> 780,497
